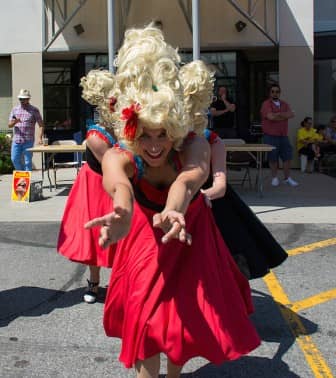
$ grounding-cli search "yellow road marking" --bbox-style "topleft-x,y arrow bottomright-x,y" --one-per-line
263,272 -> 334,378
287,238 -> 336,256
291,288 -> 336,313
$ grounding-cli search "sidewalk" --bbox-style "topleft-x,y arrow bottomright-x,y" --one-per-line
1,167 -> 336,223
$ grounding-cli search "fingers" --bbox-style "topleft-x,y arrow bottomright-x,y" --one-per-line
152,213 -> 163,228
153,211 -> 190,245
161,220 -> 182,243
200,189 -> 212,207
84,217 -> 106,229
185,233 -> 192,246
161,220 -> 192,245
99,225 -> 112,248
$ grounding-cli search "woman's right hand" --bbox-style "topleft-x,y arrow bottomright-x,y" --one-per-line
84,206 -> 132,248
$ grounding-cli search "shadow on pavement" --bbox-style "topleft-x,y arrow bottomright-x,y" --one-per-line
171,355 -> 301,377
157,289 -> 317,377
0,286 -> 83,327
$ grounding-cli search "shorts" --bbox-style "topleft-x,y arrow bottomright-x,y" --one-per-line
263,134 -> 293,162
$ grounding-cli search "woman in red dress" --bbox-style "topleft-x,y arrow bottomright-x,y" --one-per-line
84,24 -> 260,377
57,70 -> 117,303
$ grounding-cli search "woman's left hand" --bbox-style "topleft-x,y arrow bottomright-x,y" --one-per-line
153,210 -> 192,245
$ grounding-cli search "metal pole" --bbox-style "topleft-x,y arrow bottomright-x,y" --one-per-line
107,0 -> 115,72
276,0 -> 280,44
192,0 -> 200,60
42,0 -> 46,48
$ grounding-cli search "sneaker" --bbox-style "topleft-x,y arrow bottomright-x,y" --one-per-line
271,177 -> 280,186
283,177 -> 299,187
83,280 -> 99,304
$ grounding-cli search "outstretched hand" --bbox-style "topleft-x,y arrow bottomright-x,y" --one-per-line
84,206 -> 131,249
153,210 -> 192,245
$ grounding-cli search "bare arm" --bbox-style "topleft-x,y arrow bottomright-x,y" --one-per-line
266,112 -> 293,121
153,136 -> 210,244
166,136 -> 210,214
8,118 -> 20,128
84,148 -> 135,248
86,133 -> 112,163
266,104 -> 294,121
210,107 -> 229,117
223,99 -> 236,112
210,100 -> 235,117
37,122 -> 44,144
201,136 -> 227,200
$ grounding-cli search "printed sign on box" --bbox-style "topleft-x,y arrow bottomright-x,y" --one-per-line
11,171 -> 31,202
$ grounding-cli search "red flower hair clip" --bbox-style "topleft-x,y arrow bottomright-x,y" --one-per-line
121,103 -> 141,140
109,96 -> 117,112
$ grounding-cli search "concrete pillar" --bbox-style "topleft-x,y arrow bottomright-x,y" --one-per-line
278,1 -> 314,168
11,52 -> 43,169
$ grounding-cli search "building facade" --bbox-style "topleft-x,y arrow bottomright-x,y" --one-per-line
0,0 -> 328,167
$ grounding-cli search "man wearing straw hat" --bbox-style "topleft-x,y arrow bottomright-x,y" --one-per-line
8,89 -> 44,171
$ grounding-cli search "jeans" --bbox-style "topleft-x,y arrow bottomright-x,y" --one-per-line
11,140 -> 34,171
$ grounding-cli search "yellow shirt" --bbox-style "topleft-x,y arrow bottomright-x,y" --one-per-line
297,127 -> 323,151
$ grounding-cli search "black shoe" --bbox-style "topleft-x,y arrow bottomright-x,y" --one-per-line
83,280 -> 99,304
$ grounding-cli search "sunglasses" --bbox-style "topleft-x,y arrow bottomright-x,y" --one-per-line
17,183 -> 26,188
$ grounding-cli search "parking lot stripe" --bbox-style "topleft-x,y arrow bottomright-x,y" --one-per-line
291,288 -> 336,313
287,238 -> 336,256
264,272 -> 333,378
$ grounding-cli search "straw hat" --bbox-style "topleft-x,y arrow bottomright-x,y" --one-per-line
17,89 -> 31,99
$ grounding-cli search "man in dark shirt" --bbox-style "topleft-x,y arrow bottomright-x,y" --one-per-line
210,86 -> 236,138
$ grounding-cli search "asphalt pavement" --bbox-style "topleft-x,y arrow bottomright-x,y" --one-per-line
0,167 -> 335,377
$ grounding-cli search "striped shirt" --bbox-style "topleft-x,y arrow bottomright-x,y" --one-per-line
9,104 -> 43,144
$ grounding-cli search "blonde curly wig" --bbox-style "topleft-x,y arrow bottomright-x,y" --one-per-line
80,23 -> 214,153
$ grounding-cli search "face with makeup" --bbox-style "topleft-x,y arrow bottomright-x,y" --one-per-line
137,127 -> 173,167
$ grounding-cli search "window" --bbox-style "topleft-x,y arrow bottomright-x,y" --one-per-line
43,63 -> 74,130
314,59 -> 336,125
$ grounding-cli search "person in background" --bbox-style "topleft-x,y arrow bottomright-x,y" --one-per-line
210,86 -> 236,138
260,84 -> 298,187
297,117 -> 323,173
8,89 -> 44,171
202,130 -> 288,280
57,70 -> 116,304
322,116 -> 336,153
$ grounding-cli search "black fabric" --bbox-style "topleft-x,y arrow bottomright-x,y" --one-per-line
298,145 -> 315,161
133,183 -> 200,214
86,146 -> 102,175
210,98 -> 235,130
208,184 -> 288,279
133,184 -> 165,213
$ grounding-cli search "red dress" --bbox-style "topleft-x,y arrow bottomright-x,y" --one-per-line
57,162 -> 115,267
103,176 -> 261,368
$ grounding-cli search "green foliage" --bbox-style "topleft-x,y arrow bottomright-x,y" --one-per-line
0,134 -> 14,174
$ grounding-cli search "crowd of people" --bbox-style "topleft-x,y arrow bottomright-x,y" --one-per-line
209,82 -> 336,185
